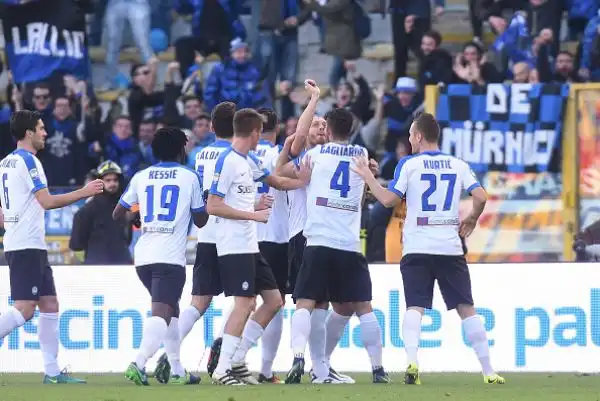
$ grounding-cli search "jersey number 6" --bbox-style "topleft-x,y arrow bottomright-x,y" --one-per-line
2,173 -> 9,209
144,185 -> 180,223
420,173 -> 456,212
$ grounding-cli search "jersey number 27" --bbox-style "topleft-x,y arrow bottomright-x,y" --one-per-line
421,173 -> 456,211
144,185 -> 180,223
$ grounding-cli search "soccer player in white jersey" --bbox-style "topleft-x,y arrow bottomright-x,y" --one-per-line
352,112 -> 505,385
207,109 -> 309,385
113,127 -> 209,386
276,82 -> 358,384
285,108 -> 390,384
0,110 -> 103,384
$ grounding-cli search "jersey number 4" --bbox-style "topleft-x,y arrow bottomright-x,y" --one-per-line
421,173 -> 456,211
330,161 -> 350,198
2,173 -> 9,209
144,185 -> 180,223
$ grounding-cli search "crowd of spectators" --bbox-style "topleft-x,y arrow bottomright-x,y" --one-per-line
0,0 -> 599,261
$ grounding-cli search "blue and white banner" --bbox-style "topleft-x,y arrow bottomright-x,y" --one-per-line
436,84 -> 568,174
2,0 -> 89,83
0,264 -> 598,372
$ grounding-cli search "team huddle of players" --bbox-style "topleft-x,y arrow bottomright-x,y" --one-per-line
0,79 -> 505,387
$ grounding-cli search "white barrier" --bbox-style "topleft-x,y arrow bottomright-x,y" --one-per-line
0,263 -> 599,373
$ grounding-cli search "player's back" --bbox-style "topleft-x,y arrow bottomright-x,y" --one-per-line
399,151 -> 478,256
194,139 -> 231,243
254,140 -> 288,243
304,143 -> 366,252
0,149 -> 47,252
128,162 -> 203,267
288,151 -> 309,240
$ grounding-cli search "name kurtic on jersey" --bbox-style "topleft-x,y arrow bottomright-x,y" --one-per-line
11,24 -> 85,58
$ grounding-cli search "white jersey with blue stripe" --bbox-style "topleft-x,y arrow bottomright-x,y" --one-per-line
194,139 -> 232,244
254,140 -> 288,244
388,151 -> 481,256
119,162 -> 205,267
303,142 -> 367,252
0,149 -> 48,252
288,151 -> 308,240
209,148 -> 270,256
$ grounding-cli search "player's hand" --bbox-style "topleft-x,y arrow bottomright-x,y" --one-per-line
368,158 -> 380,175
459,215 -> 478,238
304,79 -> 320,97
351,156 -> 374,180
253,208 -> 271,223
83,179 -> 104,197
256,194 -> 274,210
297,156 -> 312,185
283,133 -> 296,151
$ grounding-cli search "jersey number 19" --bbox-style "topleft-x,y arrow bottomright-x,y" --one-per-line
144,185 -> 180,223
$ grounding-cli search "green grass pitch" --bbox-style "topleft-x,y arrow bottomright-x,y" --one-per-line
0,373 -> 599,401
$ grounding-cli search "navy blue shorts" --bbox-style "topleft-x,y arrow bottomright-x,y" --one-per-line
259,241 -> 289,293
192,242 -> 223,296
287,231 -> 306,295
400,253 -> 473,310
218,253 -> 278,297
294,245 -> 372,303
136,263 -> 186,310
5,249 -> 56,301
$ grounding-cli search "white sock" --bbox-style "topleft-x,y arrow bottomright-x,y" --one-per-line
261,310 -> 283,378
178,306 -> 202,343
359,312 -> 383,370
232,319 -> 264,364
324,311 -> 350,367
164,317 -> 185,377
291,308 -> 311,357
217,305 -> 235,338
463,315 -> 494,376
38,312 -> 60,377
309,309 -> 329,378
215,333 -> 241,376
0,307 -> 26,339
135,316 -> 168,369
402,309 -> 422,366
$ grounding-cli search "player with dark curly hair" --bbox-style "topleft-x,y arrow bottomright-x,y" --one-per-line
113,126 -> 209,386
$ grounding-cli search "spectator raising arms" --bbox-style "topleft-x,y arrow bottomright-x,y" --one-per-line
128,60 -> 165,137
203,38 -> 271,112
453,42 -> 502,84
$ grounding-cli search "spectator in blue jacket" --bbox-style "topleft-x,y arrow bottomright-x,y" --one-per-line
566,0 -> 599,40
580,11 -> 600,81
173,0 -> 246,77
89,116 -> 142,181
204,38 -> 272,112
492,11 -> 535,78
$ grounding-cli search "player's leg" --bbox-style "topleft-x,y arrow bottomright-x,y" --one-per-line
308,301 -> 329,381
212,254 -> 257,385
157,243 -> 219,381
286,246 -> 328,384
330,250 -> 389,384
0,251 -> 39,341
321,302 -> 355,383
258,243 -> 288,383
399,254 -> 435,385
436,256 -> 504,385
230,254 -> 282,384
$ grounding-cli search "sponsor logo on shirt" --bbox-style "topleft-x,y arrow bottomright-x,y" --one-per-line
416,217 -> 460,226
315,196 -> 359,212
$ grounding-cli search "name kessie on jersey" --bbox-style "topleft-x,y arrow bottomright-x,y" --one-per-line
119,162 -> 204,267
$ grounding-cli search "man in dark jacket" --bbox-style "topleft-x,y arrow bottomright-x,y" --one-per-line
204,38 -> 271,111
416,30 -> 453,91
69,161 -> 133,265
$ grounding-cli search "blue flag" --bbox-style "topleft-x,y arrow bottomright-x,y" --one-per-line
436,84 -> 569,173
2,0 -> 89,83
